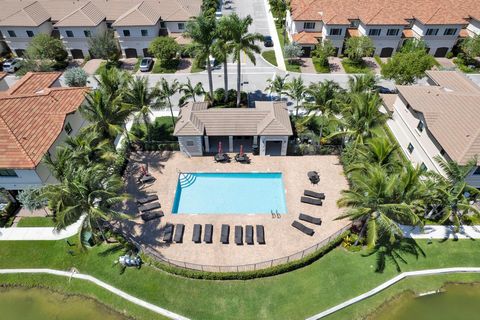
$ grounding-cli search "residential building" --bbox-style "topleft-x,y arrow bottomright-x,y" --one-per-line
174,102 -> 293,157
381,71 -> 480,188
286,0 -> 480,57
0,72 -> 88,191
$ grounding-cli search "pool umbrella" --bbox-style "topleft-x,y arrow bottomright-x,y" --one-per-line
218,141 -> 222,154
239,144 -> 244,156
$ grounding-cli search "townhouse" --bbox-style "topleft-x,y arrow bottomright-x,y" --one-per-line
0,72 -> 88,191
0,0 -> 201,59
286,0 -> 480,57
381,71 -> 480,188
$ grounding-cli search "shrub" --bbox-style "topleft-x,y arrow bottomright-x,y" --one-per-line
344,36 -> 374,64
26,34 -> 68,63
445,51 -> 454,59
148,37 -> 180,63
64,67 -> 88,87
284,42 -> 304,61
88,30 -> 120,62
312,40 -> 335,67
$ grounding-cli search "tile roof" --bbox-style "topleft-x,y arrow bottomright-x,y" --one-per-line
174,102 -> 293,137
0,72 -> 7,81
0,72 -> 88,169
1,72 -> 61,96
290,0 -> 480,25
292,31 -> 322,44
0,1 -> 50,27
54,1 -> 105,27
379,93 -> 397,113
395,71 -> 480,165
112,1 -> 161,27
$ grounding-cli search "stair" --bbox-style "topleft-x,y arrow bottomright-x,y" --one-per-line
179,173 -> 197,188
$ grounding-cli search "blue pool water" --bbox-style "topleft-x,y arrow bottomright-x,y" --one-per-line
172,172 -> 287,214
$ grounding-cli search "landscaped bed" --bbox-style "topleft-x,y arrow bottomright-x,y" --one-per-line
341,58 -> 372,73
261,50 -> 277,66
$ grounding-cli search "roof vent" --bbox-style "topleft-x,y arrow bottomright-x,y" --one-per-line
35,89 -> 46,94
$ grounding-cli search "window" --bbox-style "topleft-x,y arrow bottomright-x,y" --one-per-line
177,23 -> 185,30
26,30 -> 34,37
440,149 -> 446,156
368,29 -> 381,36
83,30 -> 91,37
160,21 -> 166,28
425,28 -> 439,36
420,163 -> 428,172
303,22 -> 316,29
186,140 -> 194,146
329,28 -> 342,36
7,30 -> 16,37
64,122 -> 73,135
66,30 -> 74,38
386,28 -> 399,36
473,167 -> 480,175
141,29 -> 148,37
349,20 -> 360,28
106,23 -> 112,29
0,169 -> 17,177
407,143 -> 414,153
123,29 -> 130,37
444,28 -> 457,36
416,120 -> 424,132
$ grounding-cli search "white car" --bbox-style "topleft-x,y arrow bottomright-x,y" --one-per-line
3,58 -> 22,73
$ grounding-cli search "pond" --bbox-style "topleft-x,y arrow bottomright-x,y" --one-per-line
369,283 -> 480,320
0,286 -> 131,320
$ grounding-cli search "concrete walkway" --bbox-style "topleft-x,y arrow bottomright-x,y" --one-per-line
263,0 -> 286,70
0,268 -> 189,320
82,59 -> 104,75
307,267 -> 480,320
402,224 -> 480,240
0,215 -> 85,241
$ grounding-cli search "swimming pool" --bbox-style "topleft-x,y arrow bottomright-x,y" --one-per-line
172,172 -> 287,214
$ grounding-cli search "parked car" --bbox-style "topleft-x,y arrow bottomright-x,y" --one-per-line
375,86 -> 395,94
263,35 -> 273,47
3,58 -> 21,73
139,57 -> 154,72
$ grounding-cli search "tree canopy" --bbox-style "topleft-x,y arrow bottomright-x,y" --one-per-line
88,30 -> 120,62
344,36 -> 374,64
148,36 -> 180,62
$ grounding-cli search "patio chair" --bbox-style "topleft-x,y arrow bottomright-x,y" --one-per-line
192,224 -> 202,243
139,175 -> 156,184
214,153 -> 230,163
221,224 -> 230,244
307,171 -> 320,185
235,225 -> 243,245
138,201 -> 161,212
246,225 -> 254,245
299,213 -> 322,225
174,224 -> 185,243
291,221 -> 314,236
256,225 -> 265,244
301,196 -> 322,206
234,153 -> 251,164
163,223 -> 174,242
136,194 -> 159,205
204,224 -> 213,243
140,211 -> 164,222
304,190 -> 325,200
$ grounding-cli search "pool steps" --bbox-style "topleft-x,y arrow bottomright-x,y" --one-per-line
179,173 -> 197,188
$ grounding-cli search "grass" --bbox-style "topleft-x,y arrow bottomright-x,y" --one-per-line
94,60 -> 122,75
261,50 -> 278,66
275,26 -> 301,72
151,59 -> 179,74
94,61 -> 107,75
285,59 -> 302,72
133,58 -> 141,72
374,55 -> 384,67
1,238 -> 480,319
453,58 -> 480,73
16,217 -> 55,228
130,116 -> 176,142
312,58 -> 330,73
276,27 -> 287,51
341,58 -> 373,74
190,58 -> 205,73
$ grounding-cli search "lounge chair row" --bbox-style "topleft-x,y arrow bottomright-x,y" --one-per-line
163,223 -> 185,243
197,224 -> 265,245
292,213 -> 322,236
301,189 -> 326,206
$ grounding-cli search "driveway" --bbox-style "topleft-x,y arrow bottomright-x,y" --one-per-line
82,59 -> 104,75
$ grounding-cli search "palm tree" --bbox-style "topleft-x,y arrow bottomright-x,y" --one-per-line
347,136 -> 400,174
124,76 -> 164,142
348,73 -> 377,94
286,76 -> 306,116
63,130 -> 116,167
228,13 -> 263,107
97,67 -> 132,99
179,78 -> 205,104
158,78 -> 180,127
214,16 -> 234,103
305,80 -> 343,114
185,12 -> 217,100
265,74 -> 289,101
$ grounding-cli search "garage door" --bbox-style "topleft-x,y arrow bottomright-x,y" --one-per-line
265,141 -> 282,156
379,47 -> 394,57
434,47 -> 449,57
143,48 -> 152,57
302,46 -> 312,57
125,48 -> 138,58
15,49 -> 25,57
70,49 -> 84,59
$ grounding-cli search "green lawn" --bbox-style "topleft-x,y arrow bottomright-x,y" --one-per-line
152,59 -> 179,74
1,238 -> 480,320
94,61 -> 107,75
16,217 -> 55,227
285,59 -> 302,72
275,27 -> 301,72
261,50 -> 278,66
312,58 -> 330,73
341,58 -> 373,74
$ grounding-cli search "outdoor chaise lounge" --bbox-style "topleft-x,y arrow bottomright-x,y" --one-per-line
140,211 -> 164,222
136,194 -> 159,205
246,225 -> 254,245
235,226 -> 243,245
174,224 -> 185,243
204,224 -> 213,243
221,224 -> 230,244
304,190 -> 325,200
192,224 -> 202,243
256,225 -> 265,244
163,223 -> 174,242
299,213 -> 322,225
214,153 -> 230,163
138,201 -> 161,212
291,221 -> 314,236
301,196 -> 322,206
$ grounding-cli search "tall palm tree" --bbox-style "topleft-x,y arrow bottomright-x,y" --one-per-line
63,130 -> 116,167
214,16 -> 234,103
179,78 -> 205,104
185,12 -> 217,100
97,67 -> 132,99
265,74 -> 289,101
286,76 -> 306,116
228,13 -> 263,107
158,78 -> 180,127
124,76 -> 163,142
347,73 -> 377,94
305,80 -> 343,114
347,136 -> 400,174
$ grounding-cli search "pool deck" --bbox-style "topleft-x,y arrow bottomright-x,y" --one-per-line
118,151 -> 350,268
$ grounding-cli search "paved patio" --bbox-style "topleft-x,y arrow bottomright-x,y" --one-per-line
118,152 -> 350,268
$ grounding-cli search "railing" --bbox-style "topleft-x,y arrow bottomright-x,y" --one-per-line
120,223 -> 351,273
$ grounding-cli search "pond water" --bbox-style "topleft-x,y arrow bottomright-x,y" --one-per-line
0,286 -> 131,320
369,283 -> 480,320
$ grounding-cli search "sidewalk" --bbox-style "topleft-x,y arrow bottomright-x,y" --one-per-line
263,0 -> 286,70
402,224 -> 480,239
